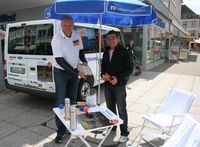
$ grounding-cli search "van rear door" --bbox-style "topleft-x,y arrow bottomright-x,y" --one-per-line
6,23 -> 30,88
26,22 -> 55,92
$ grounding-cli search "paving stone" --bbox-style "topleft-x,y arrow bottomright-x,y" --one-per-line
0,107 -> 27,120
0,120 -> 21,140
0,129 -> 53,147
6,112 -> 50,128
26,125 -> 56,140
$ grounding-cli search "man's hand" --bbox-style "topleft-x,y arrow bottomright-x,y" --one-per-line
110,76 -> 118,85
79,71 -> 87,79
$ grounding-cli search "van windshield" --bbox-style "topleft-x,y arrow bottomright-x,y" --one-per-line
8,24 -> 53,55
76,27 -> 124,53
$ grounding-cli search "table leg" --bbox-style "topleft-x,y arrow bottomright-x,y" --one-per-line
78,135 -> 92,147
65,135 -> 73,147
98,126 -> 113,147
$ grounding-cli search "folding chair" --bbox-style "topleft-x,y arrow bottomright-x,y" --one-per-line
138,88 -> 195,146
162,115 -> 200,147
182,124 -> 200,147
138,115 -> 197,147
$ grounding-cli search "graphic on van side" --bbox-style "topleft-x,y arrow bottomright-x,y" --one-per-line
37,65 -> 53,82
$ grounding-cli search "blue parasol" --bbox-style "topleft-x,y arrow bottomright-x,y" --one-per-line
45,0 -> 156,26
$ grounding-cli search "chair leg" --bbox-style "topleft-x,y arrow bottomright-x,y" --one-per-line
137,120 -> 147,147
140,119 -> 147,132
137,135 -> 142,147
65,135 -> 73,147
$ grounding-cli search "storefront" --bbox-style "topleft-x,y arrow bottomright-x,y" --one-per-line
145,23 -> 167,69
122,27 -> 143,65
122,15 -> 170,71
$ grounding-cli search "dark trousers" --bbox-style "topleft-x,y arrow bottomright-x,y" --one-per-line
104,84 -> 129,136
54,67 -> 78,135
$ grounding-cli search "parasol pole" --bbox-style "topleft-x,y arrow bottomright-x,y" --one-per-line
97,14 -> 102,105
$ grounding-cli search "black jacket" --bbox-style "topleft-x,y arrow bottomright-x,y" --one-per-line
101,45 -> 133,86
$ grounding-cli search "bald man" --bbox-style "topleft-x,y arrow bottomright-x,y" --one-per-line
51,16 -> 87,143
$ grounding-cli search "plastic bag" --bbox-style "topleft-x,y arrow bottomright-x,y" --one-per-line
86,88 -> 97,107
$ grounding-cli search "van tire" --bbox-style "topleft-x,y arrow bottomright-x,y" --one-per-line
77,79 -> 91,101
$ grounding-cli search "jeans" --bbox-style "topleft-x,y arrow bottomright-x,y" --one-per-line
54,67 -> 78,135
104,84 -> 129,136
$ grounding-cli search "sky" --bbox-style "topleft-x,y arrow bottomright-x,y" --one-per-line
183,0 -> 200,15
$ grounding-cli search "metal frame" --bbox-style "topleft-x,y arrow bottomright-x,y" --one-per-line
65,126 -> 113,147
53,106 -> 123,147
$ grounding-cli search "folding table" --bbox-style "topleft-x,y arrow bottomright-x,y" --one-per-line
53,106 -> 123,147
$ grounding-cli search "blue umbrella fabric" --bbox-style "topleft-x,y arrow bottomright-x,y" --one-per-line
44,0 -> 157,26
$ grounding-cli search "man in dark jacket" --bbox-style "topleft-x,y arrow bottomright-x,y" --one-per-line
101,30 -> 133,143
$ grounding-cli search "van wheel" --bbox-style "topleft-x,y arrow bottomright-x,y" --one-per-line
77,79 -> 91,101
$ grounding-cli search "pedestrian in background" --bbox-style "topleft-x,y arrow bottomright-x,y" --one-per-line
101,30 -> 133,143
51,16 -> 87,143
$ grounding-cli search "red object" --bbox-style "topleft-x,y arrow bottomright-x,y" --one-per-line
3,59 -> 7,77
136,65 -> 142,71
109,119 -> 119,124
83,106 -> 89,113
171,49 -> 178,55
47,62 -> 52,68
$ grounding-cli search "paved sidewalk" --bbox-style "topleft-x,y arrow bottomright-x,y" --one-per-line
0,52 -> 199,147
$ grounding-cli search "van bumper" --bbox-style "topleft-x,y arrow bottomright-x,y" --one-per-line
5,80 -> 55,98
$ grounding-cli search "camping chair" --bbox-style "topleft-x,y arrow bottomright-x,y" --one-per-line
138,115 -> 197,147
182,123 -> 200,147
162,115 -> 200,147
138,88 -> 195,146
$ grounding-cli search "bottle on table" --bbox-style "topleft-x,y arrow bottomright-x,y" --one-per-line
64,98 -> 70,119
70,106 -> 77,131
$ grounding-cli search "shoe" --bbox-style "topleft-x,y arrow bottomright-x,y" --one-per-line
55,132 -> 68,143
118,136 -> 129,143
102,129 -> 116,136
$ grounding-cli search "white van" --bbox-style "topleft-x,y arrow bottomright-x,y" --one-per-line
4,19 -> 123,100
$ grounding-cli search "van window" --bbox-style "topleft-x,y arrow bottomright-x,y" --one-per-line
8,24 -> 53,55
95,30 -> 124,51
77,27 -> 123,53
77,27 -> 97,53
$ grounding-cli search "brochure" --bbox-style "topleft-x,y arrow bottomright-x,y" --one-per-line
77,111 -> 111,130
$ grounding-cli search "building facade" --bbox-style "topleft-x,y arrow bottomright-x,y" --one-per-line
181,5 -> 200,39
122,0 -> 186,70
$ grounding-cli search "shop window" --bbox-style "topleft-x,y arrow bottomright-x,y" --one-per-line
182,21 -> 187,27
190,30 -> 196,37
192,21 -> 197,28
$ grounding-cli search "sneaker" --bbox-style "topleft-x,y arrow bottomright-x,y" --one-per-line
55,132 -> 68,143
118,136 -> 129,143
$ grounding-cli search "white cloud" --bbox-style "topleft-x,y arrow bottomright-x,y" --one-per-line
183,0 -> 200,15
